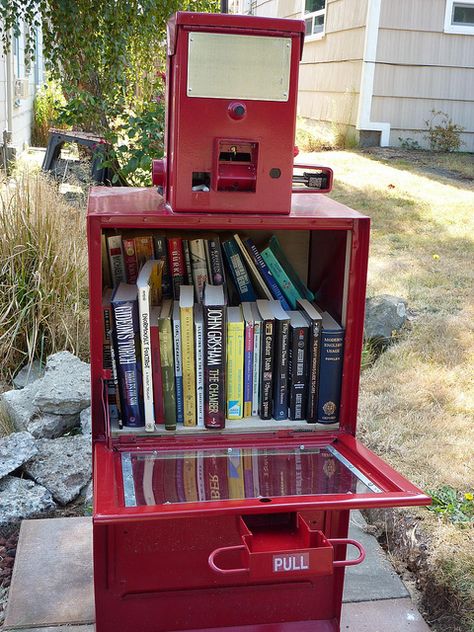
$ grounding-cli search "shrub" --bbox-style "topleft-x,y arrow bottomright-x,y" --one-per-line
398,137 -> 422,150
31,80 -> 67,147
425,110 -> 465,153
0,170 -> 89,380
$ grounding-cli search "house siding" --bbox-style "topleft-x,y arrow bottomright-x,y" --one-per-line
373,0 -> 474,150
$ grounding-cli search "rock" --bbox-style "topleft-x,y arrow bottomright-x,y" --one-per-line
80,406 -> 92,435
12,359 -> 45,389
1,380 -> 42,431
0,476 -> 56,534
83,480 -> 93,509
33,351 -> 91,415
0,431 -> 37,479
23,435 -> 92,505
365,295 -> 408,344
27,412 -> 80,439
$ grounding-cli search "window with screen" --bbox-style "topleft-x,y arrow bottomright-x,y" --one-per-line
304,0 -> 326,38
445,0 -> 474,33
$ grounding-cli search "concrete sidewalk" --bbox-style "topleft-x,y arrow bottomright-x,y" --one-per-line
3,513 -> 431,631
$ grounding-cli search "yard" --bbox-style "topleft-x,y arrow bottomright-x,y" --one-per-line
305,148 -> 474,631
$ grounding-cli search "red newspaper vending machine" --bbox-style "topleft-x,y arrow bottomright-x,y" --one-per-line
88,12 -> 430,632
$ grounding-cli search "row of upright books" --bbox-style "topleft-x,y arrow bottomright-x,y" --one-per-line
129,447 -> 355,506
102,231 -> 344,431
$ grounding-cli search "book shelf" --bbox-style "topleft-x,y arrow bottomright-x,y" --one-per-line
89,188 -> 429,632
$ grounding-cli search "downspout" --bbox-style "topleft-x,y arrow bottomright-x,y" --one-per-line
356,0 -> 390,146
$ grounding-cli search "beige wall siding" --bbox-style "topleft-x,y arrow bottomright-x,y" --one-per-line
374,0 -> 474,149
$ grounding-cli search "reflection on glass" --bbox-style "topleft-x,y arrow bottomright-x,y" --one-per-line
121,445 -> 381,507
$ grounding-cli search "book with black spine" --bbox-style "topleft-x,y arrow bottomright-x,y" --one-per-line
269,300 -> 290,420
203,284 -> 226,429
297,299 -> 323,422
256,299 -> 275,420
287,311 -> 309,421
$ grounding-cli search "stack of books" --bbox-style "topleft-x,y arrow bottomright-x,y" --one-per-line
103,231 -> 344,431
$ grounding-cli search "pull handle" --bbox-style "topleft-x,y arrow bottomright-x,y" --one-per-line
330,538 -> 366,568
208,545 -> 249,575
292,164 -> 333,194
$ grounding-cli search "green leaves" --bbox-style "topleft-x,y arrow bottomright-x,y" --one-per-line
428,485 -> 474,525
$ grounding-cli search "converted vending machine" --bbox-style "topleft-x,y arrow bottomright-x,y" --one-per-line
88,12 -> 430,632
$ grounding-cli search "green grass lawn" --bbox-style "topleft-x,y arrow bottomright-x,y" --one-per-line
302,148 -> 473,631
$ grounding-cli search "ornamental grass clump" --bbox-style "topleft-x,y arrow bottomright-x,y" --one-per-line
0,170 -> 89,381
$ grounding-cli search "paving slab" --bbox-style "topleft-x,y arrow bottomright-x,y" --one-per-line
3,518 -> 94,630
343,511 -> 409,603
341,598 -> 431,631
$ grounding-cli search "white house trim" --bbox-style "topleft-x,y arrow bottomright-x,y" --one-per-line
356,0 -> 390,146
444,0 -> 474,34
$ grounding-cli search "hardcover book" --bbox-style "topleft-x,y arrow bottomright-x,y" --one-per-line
172,301 -> 184,424
268,235 -> 314,301
101,234 -> 112,288
203,284 -> 226,429
194,304 -> 205,427
137,260 -> 164,431
134,235 -> 155,270
158,299 -> 176,430
168,238 -> 186,299
153,235 -> 172,299
222,238 -> 257,302
189,239 -> 209,303
297,299 -> 323,423
107,235 -> 126,288
233,234 -> 273,300
102,289 -> 120,424
122,237 -> 139,284
256,300 -> 275,420
260,246 -> 302,309
250,302 -> 262,417
287,311 -> 309,421
269,300 -> 290,421
182,239 -> 193,286
317,312 -> 345,425
111,283 -> 144,427
226,306 -> 244,420
241,302 -> 255,418
179,286 -> 196,426
243,237 -> 290,310
206,236 -> 226,286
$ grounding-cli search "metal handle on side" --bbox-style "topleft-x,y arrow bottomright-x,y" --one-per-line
330,538 -> 366,568
208,545 -> 249,575
292,163 -> 333,194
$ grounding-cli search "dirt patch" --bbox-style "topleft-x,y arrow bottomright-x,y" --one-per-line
363,507 -> 473,632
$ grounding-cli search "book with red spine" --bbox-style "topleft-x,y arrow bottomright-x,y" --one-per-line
122,237 -> 139,284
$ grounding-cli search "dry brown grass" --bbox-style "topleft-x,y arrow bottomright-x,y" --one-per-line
300,149 -> 474,630
0,168 -> 89,382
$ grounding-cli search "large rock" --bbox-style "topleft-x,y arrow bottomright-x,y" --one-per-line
32,351 -> 91,415
365,295 -> 408,344
23,435 -> 92,505
83,480 -> 93,513
0,431 -> 37,479
80,406 -> 92,436
12,359 -> 45,389
1,381 -> 42,431
27,412 -> 80,440
0,476 -> 56,533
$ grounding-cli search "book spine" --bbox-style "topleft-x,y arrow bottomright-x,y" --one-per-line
102,296 -> 120,424
195,311 -> 204,428
159,316 -> 176,430
134,235 -> 154,270
122,237 -> 139,284
289,326 -> 308,421
204,305 -> 226,429
243,319 -> 254,418
189,239 -> 208,303
109,332 -> 122,427
259,319 -> 274,420
251,319 -> 261,417
206,238 -> 225,285
273,319 -> 290,420
112,299 -> 144,427
226,319 -> 244,420
269,236 -> 314,301
182,239 -> 193,286
107,235 -> 126,287
222,240 -> 256,302
138,285 -> 155,431
172,311 -> 184,424
244,239 -> 290,310
101,234 -> 112,288
261,247 -> 302,309
180,304 -> 196,426
168,239 -> 186,300
153,235 -> 172,299
150,322 -> 165,426
306,319 -> 323,422
317,329 -> 344,424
